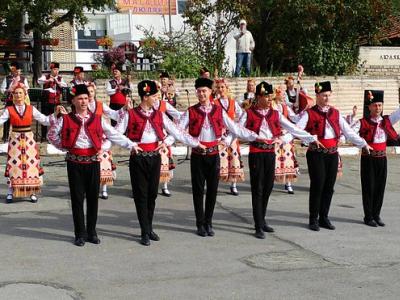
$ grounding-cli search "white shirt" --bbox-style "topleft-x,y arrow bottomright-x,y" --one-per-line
296,105 -> 367,148
37,74 -> 67,94
179,104 -> 258,144
88,100 -> 120,121
352,108 -> 400,143
0,104 -> 50,126
217,98 -> 244,120
106,79 -> 131,96
234,30 -> 255,53
1,76 -> 30,94
239,108 -> 316,144
116,107 -> 199,148
47,113 -> 135,151
153,99 -> 183,121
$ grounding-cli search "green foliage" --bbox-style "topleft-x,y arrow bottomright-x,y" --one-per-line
183,0 -> 250,76
90,68 -> 112,80
248,0 -> 394,76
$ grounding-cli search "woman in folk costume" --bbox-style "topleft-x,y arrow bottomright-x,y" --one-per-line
239,78 -> 257,109
0,83 -> 56,203
87,83 -> 125,199
271,86 -> 302,194
154,82 -> 183,197
214,78 -> 244,196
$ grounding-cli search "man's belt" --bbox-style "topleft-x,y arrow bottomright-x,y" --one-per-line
192,145 -> 219,155
362,149 -> 386,157
132,150 -> 160,157
66,152 -> 99,162
250,141 -> 275,150
308,143 -> 338,154
12,126 -> 32,132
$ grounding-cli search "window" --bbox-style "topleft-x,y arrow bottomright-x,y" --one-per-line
178,0 -> 188,14
77,29 -> 107,49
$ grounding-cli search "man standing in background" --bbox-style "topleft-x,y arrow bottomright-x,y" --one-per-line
234,19 -> 255,77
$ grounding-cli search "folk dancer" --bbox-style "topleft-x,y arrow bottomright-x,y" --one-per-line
116,80 -> 201,246
272,86 -> 302,194
154,85 -> 183,197
0,83 -> 56,203
179,78 -> 259,237
106,65 -> 131,126
296,81 -> 372,231
240,82 -> 320,239
352,90 -> 400,227
214,78 -> 244,196
47,84 -> 136,247
87,83 -> 126,200
1,62 -> 30,142
37,62 -> 67,140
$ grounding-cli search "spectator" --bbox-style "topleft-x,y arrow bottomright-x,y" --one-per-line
345,105 -> 358,126
199,67 -> 211,79
234,20 -> 255,77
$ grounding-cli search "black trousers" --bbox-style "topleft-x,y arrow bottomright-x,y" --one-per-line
67,161 -> 100,238
129,154 -> 161,235
360,156 -> 387,221
41,101 -> 56,140
190,153 -> 220,228
306,151 -> 338,222
2,101 -> 13,142
249,152 -> 276,230
109,102 -> 124,126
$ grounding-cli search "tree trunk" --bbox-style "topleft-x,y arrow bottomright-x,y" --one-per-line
32,30 -> 42,87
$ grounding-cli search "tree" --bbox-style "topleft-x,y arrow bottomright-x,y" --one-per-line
183,0 -> 250,76
0,0 -> 114,84
247,0 -> 394,75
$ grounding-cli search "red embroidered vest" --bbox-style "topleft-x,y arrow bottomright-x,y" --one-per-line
8,105 -> 33,127
305,105 -> 340,139
61,112 -> 103,151
43,74 -> 62,104
245,107 -> 281,137
359,116 -> 398,143
109,79 -> 128,105
125,107 -> 166,142
188,103 -> 223,139
214,98 -> 236,120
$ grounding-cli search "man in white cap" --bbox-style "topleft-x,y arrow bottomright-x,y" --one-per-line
234,19 -> 255,77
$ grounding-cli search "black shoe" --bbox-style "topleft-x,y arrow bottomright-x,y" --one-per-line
262,224 -> 275,233
87,236 -> 101,244
6,194 -> 13,204
230,186 -> 239,196
100,191 -> 108,200
204,224 -> 215,237
255,229 -> 265,239
319,218 -> 336,230
364,218 -> 378,227
374,217 -> 385,227
149,231 -> 160,241
30,194 -> 38,203
196,226 -> 207,237
161,188 -> 171,197
74,237 -> 85,247
309,223 -> 320,231
140,234 -> 151,246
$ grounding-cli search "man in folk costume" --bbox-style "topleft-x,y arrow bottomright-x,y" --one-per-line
352,90 -> 400,227
214,78 -> 244,196
116,80 -> 201,246
106,65 -> 131,126
69,66 -> 87,87
272,86 -> 302,194
0,83 -> 57,203
179,78 -> 259,237
87,82 -> 127,200
296,81 -> 372,231
38,62 -> 67,140
47,84 -> 136,247
240,82 -> 320,239
1,62 -> 30,142
154,84 -> 182,197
